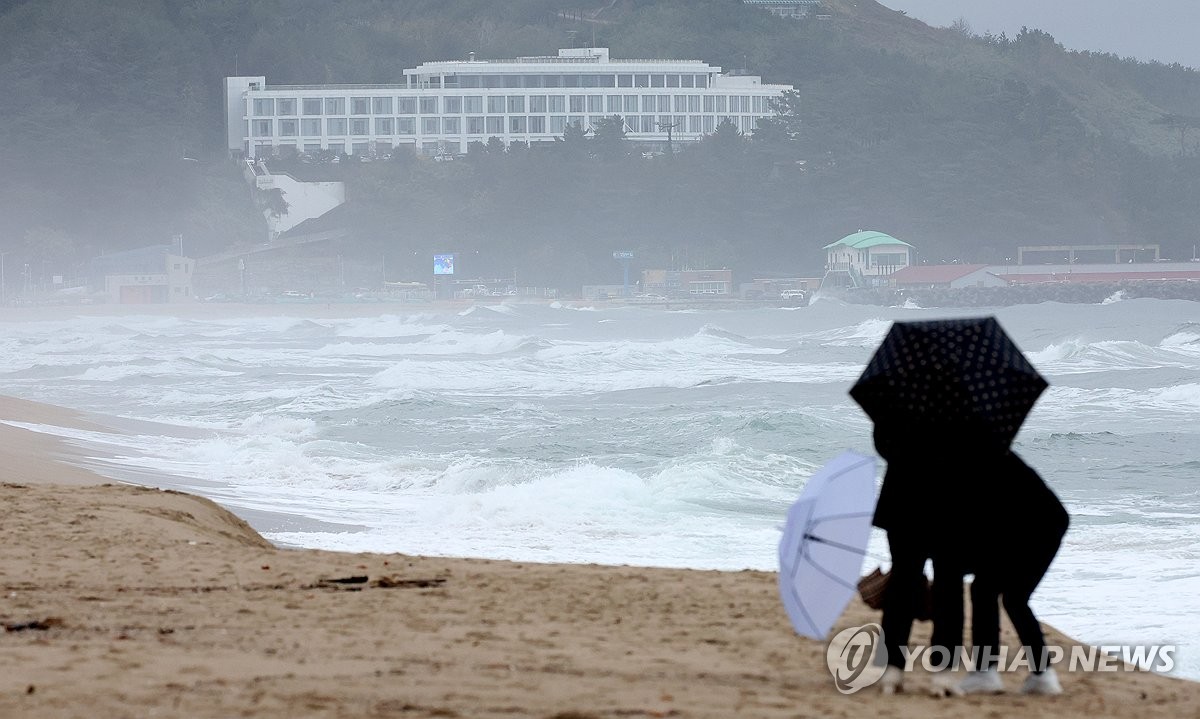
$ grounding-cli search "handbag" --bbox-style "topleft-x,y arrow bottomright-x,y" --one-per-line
857,566 -> 934,621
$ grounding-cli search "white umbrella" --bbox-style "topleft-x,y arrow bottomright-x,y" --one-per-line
778,450 -> 877,640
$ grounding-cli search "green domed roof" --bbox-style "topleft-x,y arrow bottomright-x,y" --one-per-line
823,231 -> 914,250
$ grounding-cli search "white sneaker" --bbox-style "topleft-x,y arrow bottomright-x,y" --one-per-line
879,665 -> 903,695
1021,668 -> 1063,695
929,669 -> 964,697
959,667 -> 1005,694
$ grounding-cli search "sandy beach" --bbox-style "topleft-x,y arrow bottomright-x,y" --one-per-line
1,396 -> 1197,718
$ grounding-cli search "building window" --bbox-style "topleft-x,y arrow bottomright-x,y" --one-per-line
703,96 -> 715,113
642,96 -> 656,113
485,116 -> 503,134
606,95 -> 621,113
688,115 -> 702,133
464,96 -> 483,113
641,116 -> 656,133
623,95 -> 638,113
327,118 -> 347,135
397,117 -> 415,134
301,118 -> 322,135
466,116 -> 485,134
507,95 -> 525,113
253,98 -> 274,116
252,119 -> 273,137
529,116 -> 546,134
375,117 -> 394,135
651,75 -> 665,88
703,115 -> 715,133
618,74 -> 633,88
587,95 -> 603,112
695,74 -> 708,89
569,95 -> 585,113
279,119 -> 298,136
548,95 -> 566,113
509,116 -> 527,133
753,96 -> 764,113
419,96 -> 438,114
444,96 -> 462,114
277,98 -> 296,116
688,95 -> 701,113
549,115 -> 567,134
302,98 -> 322,115
634,74 -> 650,88
443,117 -> 460,134
529,95 -> 547,113
304,142 -> 321,152
397,97 -> 417,115
352,141 -> 368,155
351,97 -> 370,115
325,97 -> 345,115
351,118 -> 369,135
674,95 -> 687,112
666,74 -> 680,88
680,75 -> 695,89
422,117 -> 440,134
487,96 -> 505,113
372,97 -> 393,114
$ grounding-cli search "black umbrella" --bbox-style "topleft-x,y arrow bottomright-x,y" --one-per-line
849,316 -> 1047,449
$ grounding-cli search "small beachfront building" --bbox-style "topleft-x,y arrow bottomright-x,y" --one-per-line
90,246 -> 195,304
224,47 -> 792,158
823,231 -> 914,288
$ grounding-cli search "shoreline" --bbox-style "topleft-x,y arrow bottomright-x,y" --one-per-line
1,395 -> 1197,716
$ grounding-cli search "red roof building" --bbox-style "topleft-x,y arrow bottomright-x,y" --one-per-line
891,264 -> 1008,289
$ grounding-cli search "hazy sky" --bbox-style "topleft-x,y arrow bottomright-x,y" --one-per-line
879,0 -> 1200,70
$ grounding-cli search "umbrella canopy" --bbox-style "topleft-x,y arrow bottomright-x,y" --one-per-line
849,316 -> 1047,448
778,451 -> 877,640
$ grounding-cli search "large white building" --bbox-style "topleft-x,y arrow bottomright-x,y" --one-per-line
225,47 -> 792,158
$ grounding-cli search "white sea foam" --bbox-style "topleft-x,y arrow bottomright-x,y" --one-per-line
2,302 -> 1199,678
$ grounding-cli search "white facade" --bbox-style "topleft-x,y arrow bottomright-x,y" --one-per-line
103,254 -> 194,304
225,47 -> 792,158
742,1 -> 823,19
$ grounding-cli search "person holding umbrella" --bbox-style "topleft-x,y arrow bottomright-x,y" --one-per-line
851,316 -> 1063,696
868,417 -> 994,695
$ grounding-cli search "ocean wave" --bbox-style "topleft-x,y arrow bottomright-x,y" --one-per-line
803,318 -> 892,347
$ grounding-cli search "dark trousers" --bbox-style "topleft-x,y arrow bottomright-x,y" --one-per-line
929,551 -> 967,669
970,537 -> 1062,673
880,531 -> 925,669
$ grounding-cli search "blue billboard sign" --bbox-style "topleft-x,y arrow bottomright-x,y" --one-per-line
433,254 -> 455,275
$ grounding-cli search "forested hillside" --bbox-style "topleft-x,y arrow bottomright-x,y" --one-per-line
2,0 -> 1199,289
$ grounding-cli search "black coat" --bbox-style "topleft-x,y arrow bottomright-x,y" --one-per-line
871,425 -> 1068,556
